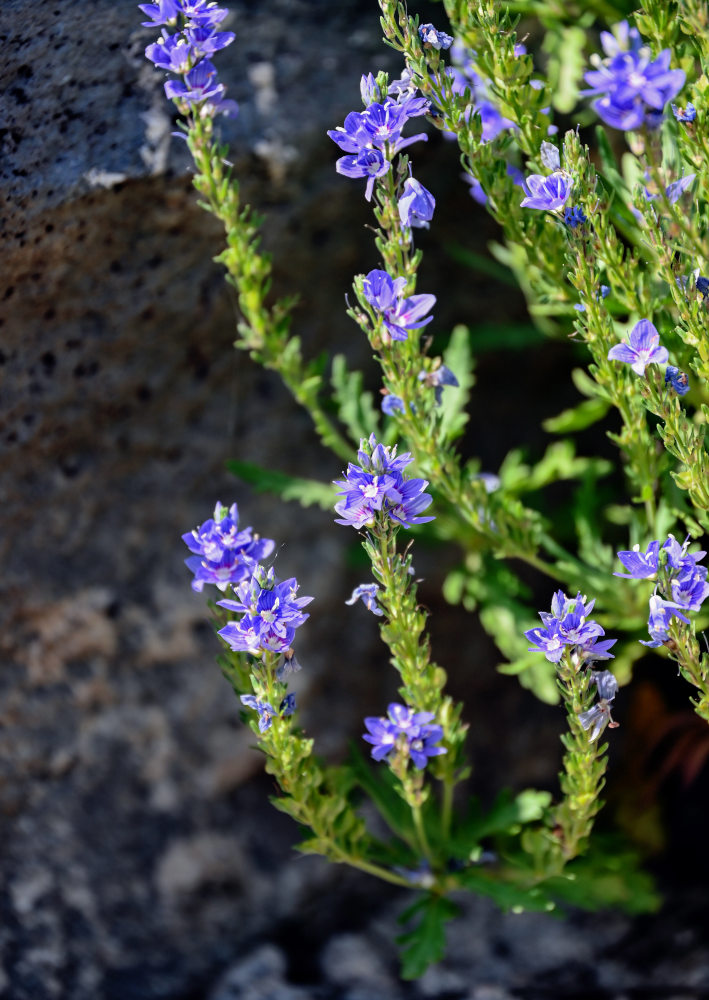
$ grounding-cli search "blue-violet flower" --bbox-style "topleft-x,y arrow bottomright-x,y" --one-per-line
607,318 -> 668,375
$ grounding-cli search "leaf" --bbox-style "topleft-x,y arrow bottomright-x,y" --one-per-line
545,838 -> 660,915
452,788 -> 553,850
499,441 -> 611,494
348,744 -> 418,847
438,325 -> 475,443
542,397 -> 611,434
226,459 -> 335,509
330,354 -> 380,445
544,26 -> 587,113
457,868 -> 553,912
396,894 -> 459,980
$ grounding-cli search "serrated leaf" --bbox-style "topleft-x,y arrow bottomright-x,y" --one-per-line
226,459 -> 335,509
330,354 -> 380,445
439,325 -> 475,443
396,894 -> 459,980
543,397 -> 611,433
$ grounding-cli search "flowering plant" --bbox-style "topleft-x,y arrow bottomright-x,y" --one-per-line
141,0 -> 709,978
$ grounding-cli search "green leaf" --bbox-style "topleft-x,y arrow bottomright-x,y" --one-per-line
543,397 -> 611,434
438,325 -> 475,443
226,459 -> 335,509
544,26 -> 587,113
348,744 -> 418,847
330,354 -> 380,445
452,788 -> 553,851
457,868 -> 553,913
545,838 -> 660,914
397,894 -> 459,980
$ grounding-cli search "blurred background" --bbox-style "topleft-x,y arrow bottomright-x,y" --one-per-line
1,0 -> 708,997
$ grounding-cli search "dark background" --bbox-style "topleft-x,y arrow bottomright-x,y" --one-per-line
1,1 -> 708,997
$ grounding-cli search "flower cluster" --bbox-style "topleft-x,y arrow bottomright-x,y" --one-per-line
363,703 -> 446,769
328,80 -> 429,201
615,535 -> 708,647
578,670 -> 619,742
334,434 -> 434,530
182,502 -> 275,592
217,565 -> 312,654
142,0 -> 237,117
362,269 -> 436,341
525,590 -> 616,665
583,19 -> 685,130
607,319 -> 668,376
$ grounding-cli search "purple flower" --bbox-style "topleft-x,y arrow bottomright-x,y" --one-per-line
666,174 -> 696,204
641,593 -> 691,647
363,703 -> 446,769
276,648 -> 302,680
577,670 -> 619,742
328,99 -> 428,200
346,583 -> 384,616
381,394 -> 406,415
578,636 -> 617,664
184,26 -> 235,58
240,694 -> 277,733
614,540 -> 661,579
146,32 -> 196,73
334,434 -> 434,530
217,567 -> 312,654
360,73 -> 382,106
525,623 -> 566,663
398,177 -> 436,229
665,365 -> 690,396
520,171 -> 572,211
607,319 -> 669,375
418,23 -> 454,50
593,669 -> 619,701
335,147 -> 390,202
540,141 -> 561,172
583,22 -> 685,131
696,276 -> 709,298
360,102 -> 428,152
178,1 -> 230,28
671,572 -> 709,612
526,591 -> 613,665
279,693 -> 297,717
139,1 -> 181,27
564,205 -> 587,228
672,103 -> 696,122
182,502 -> 275,592
578,700 -> 616,742
557,611 -> 605,646
417,364 -> 459,405
361,269 -> 435,341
